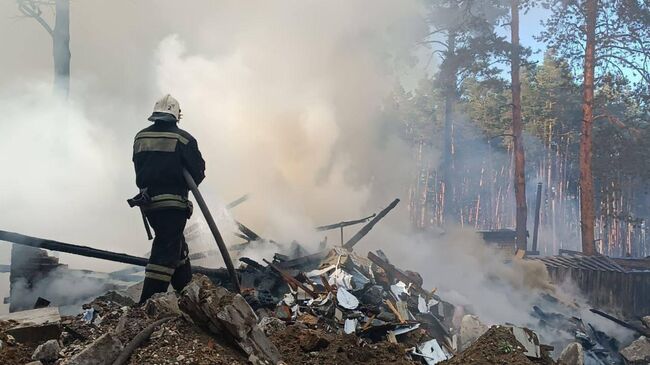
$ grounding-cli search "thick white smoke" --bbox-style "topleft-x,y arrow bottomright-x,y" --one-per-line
0,0 -> 427,311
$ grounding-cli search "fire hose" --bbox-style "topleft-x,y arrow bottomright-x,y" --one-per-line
182,169 -> 241,294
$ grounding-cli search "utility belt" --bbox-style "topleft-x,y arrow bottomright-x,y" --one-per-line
128,189 -> 193,217
143,194 -> 193,216
128,188 -> 193,240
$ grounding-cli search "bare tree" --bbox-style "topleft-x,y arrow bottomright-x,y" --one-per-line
17,0 -> 70,96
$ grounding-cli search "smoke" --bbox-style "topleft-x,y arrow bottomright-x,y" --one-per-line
9,266 -> 127,315
0,0 -> 427,310
152,1 -> 428,245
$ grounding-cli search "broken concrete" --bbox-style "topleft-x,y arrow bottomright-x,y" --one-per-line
459,314 -> 488,351
558,342 -> 583,365
259,316 -> 287,337
143,291 -> 182,319
642,315 -> 650,329
31,339 -> 60,362
180,274 -> 283,365
0,307 -> 61,343
510,326 -> 541,358
67,332 -> 124,365
620,336 -> 650,364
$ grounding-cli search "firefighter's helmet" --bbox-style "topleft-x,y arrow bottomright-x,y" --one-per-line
150,94 -> 181,121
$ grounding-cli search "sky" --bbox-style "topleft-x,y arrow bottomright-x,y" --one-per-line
517,6 -> 552,62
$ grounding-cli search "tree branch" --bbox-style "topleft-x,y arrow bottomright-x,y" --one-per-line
599,54 -> 650,84
418,39 -> 449,49
17,2 -> 53,36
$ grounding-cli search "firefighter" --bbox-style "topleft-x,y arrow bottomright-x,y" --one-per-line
130,94 -> 205,303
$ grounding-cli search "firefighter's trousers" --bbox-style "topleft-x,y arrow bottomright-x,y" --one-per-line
139,209 -> 192,303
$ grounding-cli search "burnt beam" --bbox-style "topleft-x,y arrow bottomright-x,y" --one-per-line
0,229 -> 234,283
315,213 -> 377,232
342,199 -> 400,250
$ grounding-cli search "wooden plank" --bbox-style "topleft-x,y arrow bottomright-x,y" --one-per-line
584,256 -> 615,272
579,259 -> 603,272
384,300 -> 405,324
554,256 -> 580,269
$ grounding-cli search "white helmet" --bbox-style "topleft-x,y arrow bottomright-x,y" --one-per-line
151,94 -> 181,121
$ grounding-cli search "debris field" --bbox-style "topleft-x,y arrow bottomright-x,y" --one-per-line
1,219 -> 650,364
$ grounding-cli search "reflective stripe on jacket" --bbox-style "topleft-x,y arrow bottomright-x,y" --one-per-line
141,194 -> 192,212
132,121 -> 206,199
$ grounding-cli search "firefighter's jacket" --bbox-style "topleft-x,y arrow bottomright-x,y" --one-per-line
132,121 -> 205,212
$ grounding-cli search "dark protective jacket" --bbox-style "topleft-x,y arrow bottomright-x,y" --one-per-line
132,120 -> 205,210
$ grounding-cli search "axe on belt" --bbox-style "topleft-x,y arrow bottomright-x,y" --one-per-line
127,189 -> 153,240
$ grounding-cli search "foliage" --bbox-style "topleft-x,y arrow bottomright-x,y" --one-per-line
538,0 -> 650,90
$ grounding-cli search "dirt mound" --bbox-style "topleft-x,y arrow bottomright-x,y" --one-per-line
440,326 -> 556,365
0,327 -> 34,365
127,317 -> 247,365
271,323 -> 418,365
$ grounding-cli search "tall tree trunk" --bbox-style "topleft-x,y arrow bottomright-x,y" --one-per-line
53,0 -> 70,96
511,0 -> 527,251
441,31 -> 457,225
580,0 -> 597,255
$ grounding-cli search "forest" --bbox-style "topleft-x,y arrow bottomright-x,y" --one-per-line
399,0 -> 650,257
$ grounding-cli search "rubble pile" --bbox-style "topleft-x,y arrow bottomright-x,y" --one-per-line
237,247 -> 457,362
2,243 -> 650,364
0,324 -> 34,365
